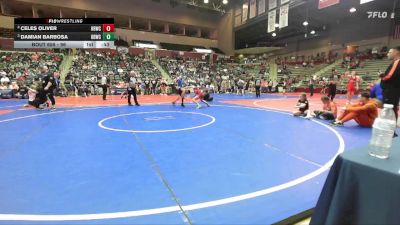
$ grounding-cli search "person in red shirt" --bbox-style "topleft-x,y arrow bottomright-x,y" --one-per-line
192,87 -> 210,109
330,92 -> 378,127
343,71 -> 360,105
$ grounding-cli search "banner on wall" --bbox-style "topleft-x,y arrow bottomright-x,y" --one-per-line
318,0 -> 340,9
234,15 -> 242,27
268,9 -> 276,33
242,2 -> 249,23
269,0 -> 277,10
258,0 -> 266,15
249,0 -> 257,18
281,0 -> 290,4
279,4 -> 289,28
235,6 -> 242,16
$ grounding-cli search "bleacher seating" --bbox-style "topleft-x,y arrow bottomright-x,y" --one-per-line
0,28 -> 13,38
318,58 -> 391,91
65,50 -> 162,96
0,51 -> 63,85
158,57 -> 211,86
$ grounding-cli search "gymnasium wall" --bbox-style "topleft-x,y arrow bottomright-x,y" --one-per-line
273,36 -> 331,58
0,38 -> 13,50
15,0 -> 220,28
217,8 -> 235,55
115,28 -> 218,49
0,15 -> 14,29
329,16 -> 392,45
270,16 -> 395,59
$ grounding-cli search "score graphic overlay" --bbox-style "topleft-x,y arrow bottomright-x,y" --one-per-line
14,18 -> 115,49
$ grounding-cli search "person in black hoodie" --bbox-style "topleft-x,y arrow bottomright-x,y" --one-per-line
327,80 -> 337,101
380,46 -> 400,137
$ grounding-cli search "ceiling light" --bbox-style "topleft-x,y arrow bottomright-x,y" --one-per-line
222,0 -> 228,4
310,30 -> 316,35
204,0 -> 209,3
349,7 -> 356,13
135,43 -> 159,49
275,23 -> 279,28
272,32 -> 276,37
303,21 -> 308,26
360,0 -> 374,4
194,48 -> 213,53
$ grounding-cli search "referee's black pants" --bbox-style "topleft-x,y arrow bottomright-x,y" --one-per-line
127,88 -> 139,105
46,89 -> 55,106
102,85 -> 107,100
383,88 -> 400,120
255,86 -> 261,97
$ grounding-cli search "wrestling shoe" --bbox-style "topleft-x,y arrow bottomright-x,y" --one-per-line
330,121 -> 344,127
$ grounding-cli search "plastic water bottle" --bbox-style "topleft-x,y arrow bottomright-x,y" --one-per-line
369,104 -> 397,159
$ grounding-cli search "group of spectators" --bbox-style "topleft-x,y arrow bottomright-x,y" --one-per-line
0,51 -> 62,99
65,50 -> 164,97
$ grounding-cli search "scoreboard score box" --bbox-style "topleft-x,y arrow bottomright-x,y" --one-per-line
102,32 -> 115,41
102,24 -> 114,32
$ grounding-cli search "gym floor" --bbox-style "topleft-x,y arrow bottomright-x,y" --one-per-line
0,93 -> 379,225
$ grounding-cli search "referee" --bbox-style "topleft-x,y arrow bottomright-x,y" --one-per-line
380,46 -> 400,137
101,73 -> 108,100
42,66 -> 57,110
127,71 -> 140,106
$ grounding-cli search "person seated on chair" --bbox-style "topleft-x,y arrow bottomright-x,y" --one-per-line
293,92 -> 310,117
313,96 -> 337,120
330,92 -> 378,127
370,79 -> 383,108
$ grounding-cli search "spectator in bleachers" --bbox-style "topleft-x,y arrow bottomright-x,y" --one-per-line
0,83 -> 7,90
237,78 -> 245,95
160,79 -> 167,95
1,74 -> 10,84
10,81 -> 19,96
151,79 -> 158,95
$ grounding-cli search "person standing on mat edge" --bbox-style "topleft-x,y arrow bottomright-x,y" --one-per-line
343,71 -> 360,105
380,46 -> 400,137
127,71 -> 140,106
327,80 -> 337,101
255,78 -> 261,98
309,78 -> 314,97
172,76 -> 185,107
101,73 -> 108,101
42,66 -> 57,110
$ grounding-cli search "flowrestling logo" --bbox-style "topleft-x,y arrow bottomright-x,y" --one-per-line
367,11 -> 395,19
